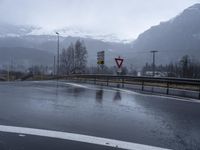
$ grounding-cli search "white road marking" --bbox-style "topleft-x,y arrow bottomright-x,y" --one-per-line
64,83 -> 89,88
18,134 -> 26,137
0,125 -> 170,150
63,82 -> 115,92
112,88 -> 138,95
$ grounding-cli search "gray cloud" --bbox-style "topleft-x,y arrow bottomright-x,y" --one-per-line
0,0 -> 199,40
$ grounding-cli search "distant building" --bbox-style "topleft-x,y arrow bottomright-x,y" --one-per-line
144,71 -> 168,77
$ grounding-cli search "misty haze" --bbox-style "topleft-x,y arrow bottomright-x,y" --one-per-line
0,0 -> 200,150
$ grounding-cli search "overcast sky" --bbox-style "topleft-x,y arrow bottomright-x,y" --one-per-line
0,0 -> 199,41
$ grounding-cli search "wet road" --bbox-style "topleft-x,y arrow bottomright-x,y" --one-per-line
0,81 -> 199,150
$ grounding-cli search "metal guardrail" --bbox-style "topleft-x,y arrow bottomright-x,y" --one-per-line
63,74 -> 200,99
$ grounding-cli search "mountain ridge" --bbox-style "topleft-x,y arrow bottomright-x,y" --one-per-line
131,3 -> 200,64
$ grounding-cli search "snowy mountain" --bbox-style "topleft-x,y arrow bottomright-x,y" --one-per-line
0,23 -> 37,37
0,23 -> 131,43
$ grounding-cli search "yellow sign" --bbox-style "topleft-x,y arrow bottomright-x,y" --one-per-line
97,61 -> 104,65
97,51 -> 105,65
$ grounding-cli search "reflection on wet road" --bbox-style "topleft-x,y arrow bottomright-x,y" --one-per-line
0,81 -> 199,150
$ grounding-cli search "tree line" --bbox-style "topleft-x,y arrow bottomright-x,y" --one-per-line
142,55 -> 200,78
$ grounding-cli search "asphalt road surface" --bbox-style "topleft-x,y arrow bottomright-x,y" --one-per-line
0,81 -> 199,150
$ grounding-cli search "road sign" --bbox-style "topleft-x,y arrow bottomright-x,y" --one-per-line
97,51 -> 105,65
115,56 -> 124,68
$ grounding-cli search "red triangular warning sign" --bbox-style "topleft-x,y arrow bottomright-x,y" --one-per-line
115,56 -> 124,68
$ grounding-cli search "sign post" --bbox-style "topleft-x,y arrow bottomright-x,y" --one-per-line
115,56 -> 124,75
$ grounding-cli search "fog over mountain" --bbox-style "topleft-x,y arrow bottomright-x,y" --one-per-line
0,47 -> 54,66
1,3 -> 200,70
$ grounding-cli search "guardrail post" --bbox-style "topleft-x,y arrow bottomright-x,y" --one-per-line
166,82 -> 169,95
198,86 -> 200,99
142,81 -> 144,91
122,77 -> 124,88
94,77 -> 96,84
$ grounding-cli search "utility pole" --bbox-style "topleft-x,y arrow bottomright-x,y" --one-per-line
73,48 -> 75,74
53,56 -> 56,76
150,50 -> 158,77
7,62 -> 10,81
56,32 -> 60,76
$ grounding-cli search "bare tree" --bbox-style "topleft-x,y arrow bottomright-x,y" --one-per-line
60,40 -> 88,75
74,40 -> 87,74
60,43 -> 75,74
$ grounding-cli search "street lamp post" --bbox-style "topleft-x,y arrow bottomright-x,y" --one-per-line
56,32 -> 60,76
